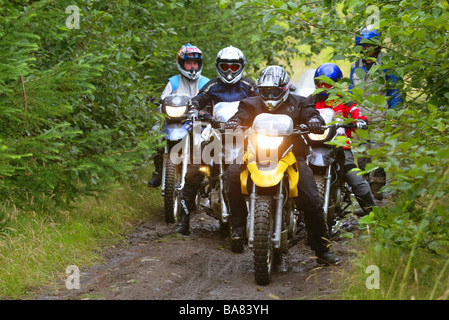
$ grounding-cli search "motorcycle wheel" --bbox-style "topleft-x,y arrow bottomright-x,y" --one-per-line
164,157 -> 181,224
253,196 -> 274,286
314,174 -> 335,231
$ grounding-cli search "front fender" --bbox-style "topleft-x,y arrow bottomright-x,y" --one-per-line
307,146 -> 336,167
241,151 -> 299,198
163,122 -> 192,141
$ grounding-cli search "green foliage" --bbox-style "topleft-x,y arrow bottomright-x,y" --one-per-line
0,167 -> 161,298
0,0 -> 284,208
234,0 -> 449,258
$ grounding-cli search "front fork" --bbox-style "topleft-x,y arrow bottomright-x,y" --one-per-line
323,165 -> 332,215
247,179 -> 284,249
218,162 -> 229,223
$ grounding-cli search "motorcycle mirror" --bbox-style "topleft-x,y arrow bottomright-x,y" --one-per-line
147,96 -> 161,104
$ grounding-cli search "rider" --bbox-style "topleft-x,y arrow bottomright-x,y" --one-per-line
224,65 -> 340,265
350,26 -> 403,110
349,26 -> 403,200
176,45 -> 258,235
313,63 -> 376,216
148,43 -> 210,188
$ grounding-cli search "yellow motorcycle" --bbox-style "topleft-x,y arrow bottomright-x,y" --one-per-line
240,113 -> 302,285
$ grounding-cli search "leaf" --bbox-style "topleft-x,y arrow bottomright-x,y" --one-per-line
267,25 -> 284,34
427,103 -> 437,112
414,29 -> 426,40
263,13 -> 276,25
436,148 -> 449,159
331,54 -> 346,60
235,1 -> 246,9
358,213 -> 374,225
354,68 -> 366,80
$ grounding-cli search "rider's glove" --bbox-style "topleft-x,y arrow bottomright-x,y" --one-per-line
355,119 -> 367,130
307,117 -> 324,134
225,120 -> 239,130
188,99 -> 199,109
188,107 -> 199,120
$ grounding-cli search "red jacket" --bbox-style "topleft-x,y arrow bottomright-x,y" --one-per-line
315,99 -> 368,148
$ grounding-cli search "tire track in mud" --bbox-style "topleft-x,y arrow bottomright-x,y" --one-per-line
34,208 -> 355,300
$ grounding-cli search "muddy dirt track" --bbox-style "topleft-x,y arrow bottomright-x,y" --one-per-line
35,204 -> 358,301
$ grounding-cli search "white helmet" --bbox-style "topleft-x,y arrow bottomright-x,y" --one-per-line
215,46 -> 246,85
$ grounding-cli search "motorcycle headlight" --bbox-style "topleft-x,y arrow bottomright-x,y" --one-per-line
165,105 -> 187,118
308,128 -> 330,141
256,134 -> 284,150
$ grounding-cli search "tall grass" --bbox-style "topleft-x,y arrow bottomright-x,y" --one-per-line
340,238 -> 449,300
0,168 -> 162,299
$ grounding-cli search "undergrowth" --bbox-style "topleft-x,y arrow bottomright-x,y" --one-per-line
0,168 -> 161,299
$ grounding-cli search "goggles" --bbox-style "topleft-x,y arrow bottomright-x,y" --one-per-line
259,87 -> 285,100
218,63 -> 242,73
316,82 -> 334,89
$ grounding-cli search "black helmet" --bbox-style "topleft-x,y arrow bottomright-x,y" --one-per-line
257,66 -> 291,111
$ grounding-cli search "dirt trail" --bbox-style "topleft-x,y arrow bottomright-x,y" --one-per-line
34,206 -> 356,301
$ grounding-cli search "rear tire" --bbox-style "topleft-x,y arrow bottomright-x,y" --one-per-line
253,196 -> 274,286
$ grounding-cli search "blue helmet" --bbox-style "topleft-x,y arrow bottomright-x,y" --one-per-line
314,63 -> 343,88
355,26 -> 380,46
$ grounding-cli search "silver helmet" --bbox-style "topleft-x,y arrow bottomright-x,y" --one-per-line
215,46 -> 246,85
257,66 -> 291,111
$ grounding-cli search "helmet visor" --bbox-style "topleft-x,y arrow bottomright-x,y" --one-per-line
259,87 -> 285,100
218,62 -> 242,73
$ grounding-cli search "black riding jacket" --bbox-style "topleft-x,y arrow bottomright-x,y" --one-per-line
190,77 -> 258,109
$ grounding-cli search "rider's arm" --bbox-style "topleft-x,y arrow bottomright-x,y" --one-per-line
385,70 -> 403,108
343,102 -> 368,122
227,98 -> 254,128
343,102 -> 368,132
160,81 -> 173,101
240,77 -> 259,97
155,81 -> 173,114
189,78 -> 215,110
301,97 -> 325,125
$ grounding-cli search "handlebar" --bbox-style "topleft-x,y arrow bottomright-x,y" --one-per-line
188,112 -> 213,122
186,120 -> 365,134
294,122 -> 362,134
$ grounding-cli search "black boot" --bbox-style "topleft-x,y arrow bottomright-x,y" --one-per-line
309,235 -> 341,265
316,250 -> 341,266
309,230 -> 341,266
176,215 -> 190,235
231,226 -> 246,240
148,173 -> 161,188
230,226 -> 246,253
370,167 -> 387,200
176,201 -> 190,235
148,153 -> 163,188
354,192 -> 376,217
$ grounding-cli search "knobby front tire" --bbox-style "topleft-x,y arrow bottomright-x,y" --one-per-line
253,196 -> 274,286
